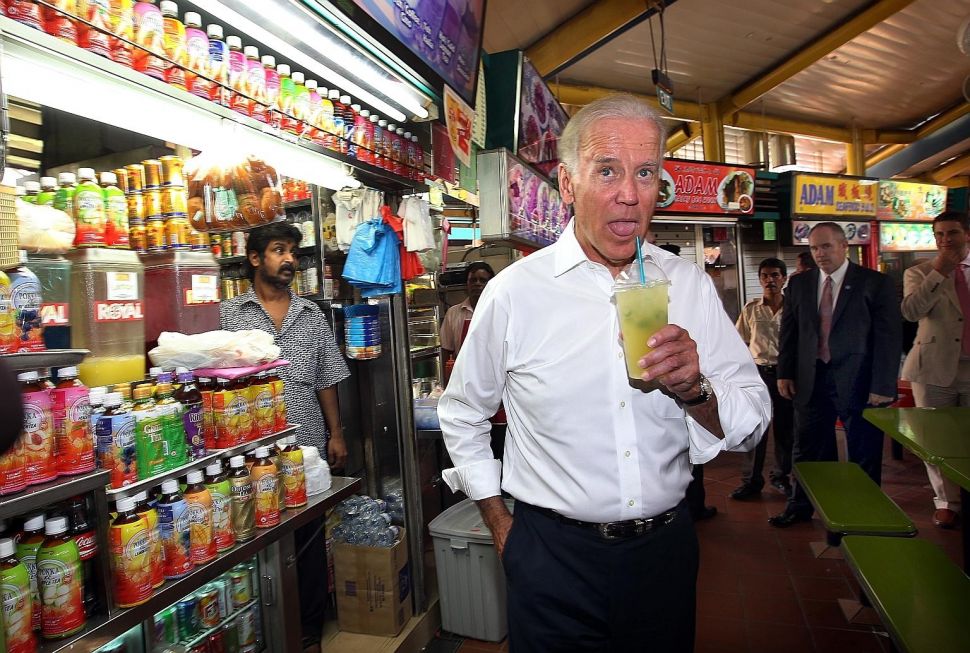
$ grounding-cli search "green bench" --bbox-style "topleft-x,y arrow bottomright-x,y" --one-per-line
841,536 -> 970,653
794,461 -> 917,549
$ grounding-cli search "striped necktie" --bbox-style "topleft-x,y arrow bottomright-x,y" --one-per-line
818,276 -> 834,363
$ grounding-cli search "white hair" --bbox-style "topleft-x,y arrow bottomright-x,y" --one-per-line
558,94 -> 668,173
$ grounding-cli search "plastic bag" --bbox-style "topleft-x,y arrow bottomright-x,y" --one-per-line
185,149 -> 284,232
148,329 -> 280,369
302,446 -> 332,496
17,199 -> 75,253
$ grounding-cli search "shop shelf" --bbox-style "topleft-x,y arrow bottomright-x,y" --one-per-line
0,348 -> 90,372
104,424 -> 301,500
37,613 -> 113,653
284,198 -> 313,209
0,469 -> 110,520
410,346 -> 441,360
180,598 -> 259,648
215,244 -> 317,266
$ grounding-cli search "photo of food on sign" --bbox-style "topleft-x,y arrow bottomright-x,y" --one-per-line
717,171 -> 754,210
516,57 -> 567,177
657,168 -> 676,208
444,88 -> 473,164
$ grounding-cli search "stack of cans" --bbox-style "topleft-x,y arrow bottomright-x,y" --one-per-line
344,304 -> 382,360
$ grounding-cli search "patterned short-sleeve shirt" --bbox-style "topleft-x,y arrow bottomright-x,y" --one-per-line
220,289 -> 350,451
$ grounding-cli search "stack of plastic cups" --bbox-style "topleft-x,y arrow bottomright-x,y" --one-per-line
343,304 -> 381,360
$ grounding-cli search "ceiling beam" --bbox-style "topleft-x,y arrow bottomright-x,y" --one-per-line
725,112 -> 851,143
525,0 -> 670,78
916,102 -> 970,138
861,129 -> 916,144
553,82 -> 702,121
863,103 -> 970,167
666,123 -> 701,153
929,153 -> 970,183
865,144 -> 906,168
717,0 -> 915,117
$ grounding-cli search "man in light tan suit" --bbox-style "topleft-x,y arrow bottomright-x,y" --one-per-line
901,211 -> 970,529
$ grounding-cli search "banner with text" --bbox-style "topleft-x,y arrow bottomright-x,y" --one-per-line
792,174 -> 877,218
877,181 -> 947,221
657,160 -> 756,215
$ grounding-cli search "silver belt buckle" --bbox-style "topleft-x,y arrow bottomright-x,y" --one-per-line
597,522 -> 622,539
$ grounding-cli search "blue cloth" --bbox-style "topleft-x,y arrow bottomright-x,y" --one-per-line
342,218 -> 402,297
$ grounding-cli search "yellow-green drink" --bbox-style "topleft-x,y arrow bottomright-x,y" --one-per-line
616,281 -> 669,378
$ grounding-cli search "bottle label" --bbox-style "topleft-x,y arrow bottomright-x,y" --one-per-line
135,414 -> 166,479
230,476 -> 256,540
157,498 -> 193,578
22,390 -> 56,484
281,452 -> 307,508
185,491 -> 216,564
0,560 -> 35,653
96,412 -> 137,489
207,480 -> 236,551
73,530 -> 98,562
109,517 -> 153,608
52,386 -> 94,476
37,547 -> 85,637
183,403 -> 205,459
140,508 -> 165,589
252,467 -> 280,528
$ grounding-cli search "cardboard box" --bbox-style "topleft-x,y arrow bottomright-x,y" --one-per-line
334,528 -> 413,636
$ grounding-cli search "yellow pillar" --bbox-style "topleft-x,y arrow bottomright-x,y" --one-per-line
701,104 -> 724,162
846,125 -> 866,176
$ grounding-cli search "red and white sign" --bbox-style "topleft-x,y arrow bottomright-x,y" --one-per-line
657,160 -> 756,215
94,300 -> 144,322
40,303 -> 70,326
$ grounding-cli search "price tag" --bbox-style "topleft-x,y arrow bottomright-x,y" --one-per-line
191,274 -> 219,302
105,272 -> 138,300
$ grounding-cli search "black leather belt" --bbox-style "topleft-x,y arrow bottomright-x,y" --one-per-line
526,503 -> 678,540
757,364 -> 777,371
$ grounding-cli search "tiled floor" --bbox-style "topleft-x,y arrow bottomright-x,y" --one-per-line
440,438 -> 962,652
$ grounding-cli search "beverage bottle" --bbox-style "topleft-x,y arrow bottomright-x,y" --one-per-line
206,24 -> 229,105
65,495 -> 99,616
53,172 -> 77,217
251,372 -> 274,437
262,56 -> 280,129
156,479 -> 192,578
227,35 -> 247,116
251,447 -> 280,528
114,383 -> 134,411
0,408 -> 27,494
133,0 -> 166,80
395,127 -> 408,176
277,64 -> 296,134
105,0 -> 135,67
41,0 -> 78,45
132,491 -> 164,588
281,436 -> 307,509
74,167 -> 108,247
22,181 -> 40,204
155,379 -> 186,470
0,536 -> 36,652
100,171 -> 130,249
159,0 -> 186,90
269,441 -> 286,513
19,371 -> 56,485
357,109 -> 372,164
37,516 -> 85,639
36,176 -> 58,206
132,385 -> 166,479
244,46 -> 265,122
386,123 -> 399,164
376,119 -> 389,169
8,254 -> 45,352
212,377 -> 237,449
339,95 -> 354,148
183,11 -> 209,99
318,86 -> 335,150
291,72 -> 309,138
77,0 -> 112,58
265,368 -> 286,432
197,376 -> 216,451
304,79 -> 322,144
228,376 -> 254,444
87,387 -> 105,436
6,0 -> 44,30
404,131 -> 416,168
413,134 -> 425,180
15,513 -> 45,632
346,102 -> 360,159
329,90 -> 345,151
371,115 -> 383,169
228,455 -> 255,542
147,366 -> 162,393
109,496 -> 152,608
183,470 -> 216,564
173,369 -> 204,460
204,461 -> 235,551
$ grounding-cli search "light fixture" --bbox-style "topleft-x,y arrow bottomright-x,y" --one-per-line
191,0 -> 431,122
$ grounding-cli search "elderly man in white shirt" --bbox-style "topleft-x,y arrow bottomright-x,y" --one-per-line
438,94 -> 770,652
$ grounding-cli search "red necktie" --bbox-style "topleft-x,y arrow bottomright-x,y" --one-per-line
954,264 -> 970,356
818,276 -> 834,363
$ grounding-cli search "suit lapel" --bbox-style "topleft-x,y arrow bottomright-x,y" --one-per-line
808,270 -> 820,334
830,262 -> 857,328
940,270 -> 961,312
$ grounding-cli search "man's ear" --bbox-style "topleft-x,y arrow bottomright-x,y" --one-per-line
558,163 -> 575,205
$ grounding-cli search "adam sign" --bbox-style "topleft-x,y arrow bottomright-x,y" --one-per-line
94,300 -> 144,322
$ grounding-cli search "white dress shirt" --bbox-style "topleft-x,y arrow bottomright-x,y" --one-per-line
816,258 -> 850,308
438,222 -> 770,522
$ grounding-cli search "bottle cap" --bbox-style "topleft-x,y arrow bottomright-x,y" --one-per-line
340,95 -> 351,104
17,371 -> 39,382
218,377 -> 231,385
261,55 -> 275,67
90,392 -> 106,407
175,366 -> 188,375
58,172 -> 76,185
40,176 -> 56,187
370,114 -> 379,123
24,181 -> 40,192
206,24 -> 223,39
291,71 -> 305,84
378,119 -> 387,127
134,491 -> 149,503
24,513 -> 45,531
177,370 -> 194,383
149,367 -> 162,378
230,455 -> 246,468
412,135 -> 419,142
226,35 -> 242,49
184,11 -> 201,27
276,63 -> 290,76
351,104 -> 361,112
206,461 -> 222,476
0,538 -> 15,558
276,438 -> 287,450
157,372 -> 173,384
58,366 -> 78,378
99,171 -> 118,185
387,123 -> 397,131
244,45 -> 259,59
116,496 -> 135,513
286,435 -> 296,445
103,392 -> 123,407
161,479 -> 179,495
328,89 -> 340,100
318,86 -> 328,96
78,167 -> 96,180
255,446 -> 269,458
160,1 -> 178,16
305,79 -> 317,91
404,131 -> 411,139
198,377 -> 211,383
45,516 -> 69,536
186,470 -> 204,484
360,109 -> 370,118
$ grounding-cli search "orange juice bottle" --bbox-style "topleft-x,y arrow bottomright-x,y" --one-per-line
265,369 -> 286,432
212,378 -> 238,449
269,441 -> 286,513
184,470 -> 216,564
252,372 -> 274,437
36,517 -> 85,639
280,436 -> 307,508
229,376 -> 254,443
51,366 -> 95,476
160,0 -> 186,90
132,491 -> 164,588
204,461 -> 235,552
109,496 -> 153,608
19,371 -> 56,486
251,447 -> 279,528
156,479 -> 193,579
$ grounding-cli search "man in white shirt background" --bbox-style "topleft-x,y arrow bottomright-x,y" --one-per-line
438,94 -> 770,652
900,211 -> 970,529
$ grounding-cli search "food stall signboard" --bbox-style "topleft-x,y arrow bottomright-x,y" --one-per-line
792,220 -> 871,245
657,160 -> 756,215
516,57 -> 568,178
793,175 -> 876,218
877,181 -> 947,221
880,222 -> 936,252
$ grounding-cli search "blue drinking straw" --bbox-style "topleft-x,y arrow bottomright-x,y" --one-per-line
634,236 -> 646,285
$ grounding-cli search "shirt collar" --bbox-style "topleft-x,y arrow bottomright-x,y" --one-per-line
553,220 -> 589,277
459,298 -> 474,313
960,251 -> 970,267
820,258 -> 850,286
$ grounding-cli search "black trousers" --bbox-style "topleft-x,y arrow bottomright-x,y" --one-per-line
740,365 -> 794,488
788,361 -> 885,514
505,500 -> 698,653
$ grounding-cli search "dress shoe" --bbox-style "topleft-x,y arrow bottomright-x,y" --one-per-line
770,477 -> 793,497
730,484 -> 762,501
691,506 -> 717,521
768,509 -> 812,528
933,508 -> 959,530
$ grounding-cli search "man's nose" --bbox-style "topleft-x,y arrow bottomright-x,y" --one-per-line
616,175 -> 640,205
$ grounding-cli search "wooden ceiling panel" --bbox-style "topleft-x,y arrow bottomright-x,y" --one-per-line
482,0 -> 595,55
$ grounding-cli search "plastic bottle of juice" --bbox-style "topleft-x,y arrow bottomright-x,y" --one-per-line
196,376 -> 215,451
51,366 -> 94,476
156,479 -> 192,578
357,109 -> 372,164
262,56 -> 280,129
19,371 -> 56,485
0,536 -> 35,653
304,79 -> 322,143
8,255 -> 45,351
109,496 -> 152,608
133,0 -> 166,80
206,24 -> 229,105
6,0 -> 44,30
413,134 -> 425,180
204,461 -> 235,551
21,181 -> 39,204
291,72 -> 309,137
319,87 -> 336,150
87,387 -> 105,435
266,368 -> 286,432
36,516 -> 85,639
244,46 -> 265,122
243,446 -> 258,472
65,495 -> 99,616
42,0 -> 78,45
132,491 -> 164,588
281,435 -> 307,509
375,119 -> 389,169
269,440 -> 286,513
346,102 -> 360,159
0,411 -> 27,495
229,376 -> 254,444
183,470 -> 216,564
159,0 -> 186,90
250,373 -> 273,437
341,97 -> 356,152
404,131 -> 416,169
277,65 -> 295,134
183,11 -> 209,99
228,455 -> 255,542
330,91 -> 346,152
36,176 -> 58,207
53,172 -> 77,218
15,513 -> 44,632
155,378 -> 186,470
173,369 -> 204,460
74,167 -> 107,247
226,35 -> 247,116
212,377 -> 237,449
132,385 -> 166,479
100,171 -> 130,249
106,0 -> 135,67
251,447 -> 280,528
77,0 -> 112,58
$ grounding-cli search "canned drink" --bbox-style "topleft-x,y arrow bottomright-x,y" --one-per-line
113,168 -> 129,194
232,231 -> 246,254
191,228 -> 210,251
246,562 -> 259,599
166,215 -> 192,249
218,577 -> 235,617
222,278 -> 236,300
143,159 -> 163,188
210,233 -> 223,257
127,191 -> 146,222
221,620 -> 240,653
144,189 -> 163,218
188,642 -> 211,653
229,568 -> 251,608
154,606 -> 179,644
208,627 -> 227,653
160,155 -> 185,187
197,584 -> 221,628
130,223 -> 148,253
125,164 -> 145,192
177,596 -> 201,639
161,186 -> 188,215
147,219 -> 167,251
236,604 -> 257,647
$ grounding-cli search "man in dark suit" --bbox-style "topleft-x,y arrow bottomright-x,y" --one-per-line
770,222 -> 902,527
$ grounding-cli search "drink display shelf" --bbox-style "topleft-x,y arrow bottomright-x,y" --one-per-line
0,469 -> 110,521
0,349 -> 90,372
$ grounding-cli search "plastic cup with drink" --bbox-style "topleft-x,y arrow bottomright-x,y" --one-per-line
614,236 -> 670,381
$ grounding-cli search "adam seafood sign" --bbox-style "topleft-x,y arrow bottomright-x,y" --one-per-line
793,174 -> 877,218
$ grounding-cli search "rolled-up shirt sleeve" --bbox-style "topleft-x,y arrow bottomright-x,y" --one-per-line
438,284 -> 508,499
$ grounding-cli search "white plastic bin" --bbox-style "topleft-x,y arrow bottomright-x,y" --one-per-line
429,498 -> 514,642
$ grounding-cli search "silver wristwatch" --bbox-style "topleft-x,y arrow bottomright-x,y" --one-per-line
681,375 -> 713,407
